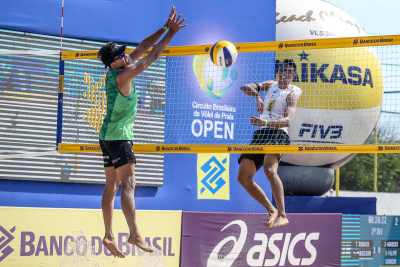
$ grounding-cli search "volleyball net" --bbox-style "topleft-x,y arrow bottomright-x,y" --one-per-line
56,35 -> 400,154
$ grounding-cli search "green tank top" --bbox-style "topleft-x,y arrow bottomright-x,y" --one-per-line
99,68 -> 137,140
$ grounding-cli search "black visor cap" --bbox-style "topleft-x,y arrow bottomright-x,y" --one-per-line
105,44 -> 126,69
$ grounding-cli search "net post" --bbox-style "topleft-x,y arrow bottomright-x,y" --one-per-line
56,52 -> 64,149
335,168 -> 340,197
374,126 -> 378,192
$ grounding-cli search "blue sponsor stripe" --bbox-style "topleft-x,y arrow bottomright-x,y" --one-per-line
210,44 -> 215,64
222,47 -> 232,67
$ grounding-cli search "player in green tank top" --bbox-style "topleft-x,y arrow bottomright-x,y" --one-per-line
96,6 -> 187,258
99,67 -> 137,141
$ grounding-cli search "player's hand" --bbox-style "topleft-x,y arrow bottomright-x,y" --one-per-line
256,97 -> 264,114
250,116 -> 265,127
168,10 -> 188,34
165,6 -> 176,28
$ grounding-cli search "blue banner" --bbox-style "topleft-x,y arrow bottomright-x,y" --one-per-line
165,53 -> 275,144
0,0 -> 275,45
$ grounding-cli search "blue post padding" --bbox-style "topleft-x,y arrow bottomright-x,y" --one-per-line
56,94 -> 63,146
56,53 -> 64,146
59,60 -> 64,75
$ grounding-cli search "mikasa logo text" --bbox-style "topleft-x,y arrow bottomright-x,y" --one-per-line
207,220 -> 320,267
276,59 -> 374,87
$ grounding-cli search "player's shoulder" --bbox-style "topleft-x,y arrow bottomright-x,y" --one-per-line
269,82 -> 279,89
289,84 -> 302,92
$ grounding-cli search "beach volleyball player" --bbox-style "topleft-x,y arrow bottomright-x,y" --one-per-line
237,59 -> 302,230
96,6 -> 187,258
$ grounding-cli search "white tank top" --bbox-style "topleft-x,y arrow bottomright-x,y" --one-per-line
260,83 -> 302,133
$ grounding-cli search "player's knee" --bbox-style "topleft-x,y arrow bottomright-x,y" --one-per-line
121,176 -> 135,191
104,180 -> 120,193
237,175 -> 252,188
263,164 -> 277,179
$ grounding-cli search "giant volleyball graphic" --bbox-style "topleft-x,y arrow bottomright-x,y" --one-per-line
193,55 -> 238,99
276,0 -> 383,167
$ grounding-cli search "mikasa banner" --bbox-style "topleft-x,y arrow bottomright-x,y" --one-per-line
181,212 -> 342,267
0,207 -> 182,266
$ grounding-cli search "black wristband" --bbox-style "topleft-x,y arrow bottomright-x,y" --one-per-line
254,82 -> 261,92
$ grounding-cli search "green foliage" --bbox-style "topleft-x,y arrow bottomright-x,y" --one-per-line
337,127 -> 400,192
338,153 -> 400,192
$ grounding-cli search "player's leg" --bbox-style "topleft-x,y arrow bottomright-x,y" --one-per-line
116,161 -> 153,253
263,154 -> 289,229
237,156 -> 277,224
102,166 -> 125,258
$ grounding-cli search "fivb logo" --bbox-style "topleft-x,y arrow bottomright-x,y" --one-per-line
197,154 -> 230,200
0,226 -> 15,262
207,220 -> 319,267
299,123 -> 343,139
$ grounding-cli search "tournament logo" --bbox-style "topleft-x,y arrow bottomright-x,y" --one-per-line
197,154 -> 230,200
0,226 -> 15,262
193,55 -> 238,99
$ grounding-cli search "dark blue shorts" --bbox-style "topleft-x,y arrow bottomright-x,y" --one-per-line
99,140 -> 136,168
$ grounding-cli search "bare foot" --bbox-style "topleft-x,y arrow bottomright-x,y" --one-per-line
265,209 -> 278,228
269,215 -> 289,230
103,236 -> 125,258
128,234 -> 154,253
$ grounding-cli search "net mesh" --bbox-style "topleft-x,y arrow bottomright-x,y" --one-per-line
62,56 -> 166,145
62,43 -> 400,149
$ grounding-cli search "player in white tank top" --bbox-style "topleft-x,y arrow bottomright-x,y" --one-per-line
237,59 -> 302,230
260,83 -> 302,134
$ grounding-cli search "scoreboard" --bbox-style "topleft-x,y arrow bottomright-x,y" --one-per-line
342,215 -> 400,266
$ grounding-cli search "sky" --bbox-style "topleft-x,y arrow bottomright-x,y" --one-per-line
325,0 -> 400,136
325,0 -> 399,36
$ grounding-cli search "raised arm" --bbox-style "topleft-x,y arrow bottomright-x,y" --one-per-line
117,12 -> 187,92
128,6 -> 177,62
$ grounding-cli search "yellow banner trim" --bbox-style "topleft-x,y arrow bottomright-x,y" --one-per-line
61,34 -> 400,60
58,75 -> 64,93
58,143 -> 400,154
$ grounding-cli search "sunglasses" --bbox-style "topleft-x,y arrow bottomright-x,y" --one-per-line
278,67 -> 295,74
114,52 -> 125,61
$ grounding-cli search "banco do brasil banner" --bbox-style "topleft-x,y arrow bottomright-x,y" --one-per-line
0,207 -> 181,266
